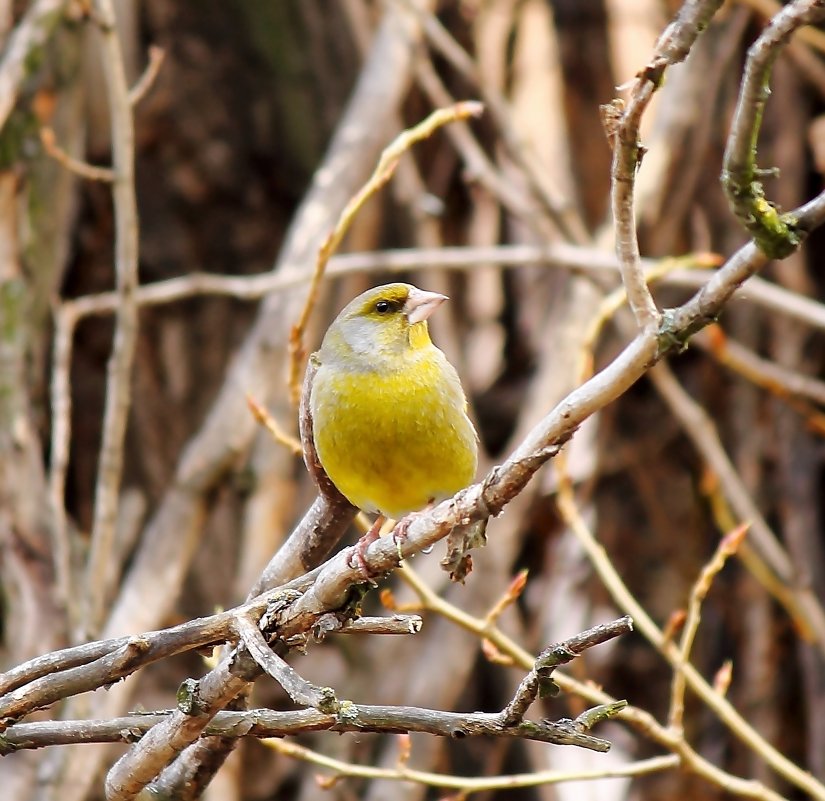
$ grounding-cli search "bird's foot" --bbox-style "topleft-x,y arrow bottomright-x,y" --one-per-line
348,516 -> 385,582
392,505 -> 433,560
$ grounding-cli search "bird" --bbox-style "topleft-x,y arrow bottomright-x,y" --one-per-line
308,283 -> 478,557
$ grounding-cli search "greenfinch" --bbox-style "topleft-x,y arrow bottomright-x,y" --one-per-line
309,283 -> 478,538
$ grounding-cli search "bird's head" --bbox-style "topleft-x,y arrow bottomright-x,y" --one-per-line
320,283 -> 448,365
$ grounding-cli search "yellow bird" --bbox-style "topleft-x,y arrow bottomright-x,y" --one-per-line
309,283 -> 478,547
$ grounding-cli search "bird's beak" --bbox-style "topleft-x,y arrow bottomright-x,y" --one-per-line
404,287 -> 448,325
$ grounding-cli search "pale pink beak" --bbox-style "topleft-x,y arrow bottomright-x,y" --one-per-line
404,287 -> 448,325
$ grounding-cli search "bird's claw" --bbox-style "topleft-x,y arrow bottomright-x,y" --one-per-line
391,515 -> 417,561
348,518 -> 383,584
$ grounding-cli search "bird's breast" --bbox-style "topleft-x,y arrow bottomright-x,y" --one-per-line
310,351 -> 477,518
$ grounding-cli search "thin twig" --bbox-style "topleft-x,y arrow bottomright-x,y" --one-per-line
607,0 -> 726,330
55,244 -> 825,334
39,127 -> 115,182
246,393 -> 302,456
700,472 -> 818,640
233,614 -> 337,711
84,0 -> 142,639
555,466 -> 825,800
668,523 -> 748,731
0,0 -> 67,130
483,569 -> 528,627
128,45 -> 165,106
722,0 -> 825,256
267,738 -> 676,793
286,99 -> 484,404
501,616 -> 633,726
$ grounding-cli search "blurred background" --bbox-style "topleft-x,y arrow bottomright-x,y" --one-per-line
2,1 -> 825,799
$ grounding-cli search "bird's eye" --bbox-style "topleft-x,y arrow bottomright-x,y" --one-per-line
375,300 -> 391,314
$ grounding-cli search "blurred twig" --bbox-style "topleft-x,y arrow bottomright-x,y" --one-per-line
264,739 -> 677,794
398,564 -> 790,801
694,325 -> 825,434
54,244 -> 825,333
127,45 -> 164,106
39,126 -> 115,181
286,100 -> 484,404
84,0 -> 141,640
400,0 -> 589,244
555,466 -> 825,800
47,304 -> 77,621
668,523 -> 748,731
0,0 -> 68,130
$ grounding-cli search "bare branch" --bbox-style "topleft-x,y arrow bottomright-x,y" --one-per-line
607,0 -> 726,331
501,616 -> 633,726
723,0 -> 825,256
54,244 -> 825,334
286,99 -> 484,403
84,0 -> 142,638
0,702 -> 612,753
233,614 -> 337,711
0,0 -> 67,130
556,471 -> 825,800
128,45 -> 164,106
39,127 -> 115,182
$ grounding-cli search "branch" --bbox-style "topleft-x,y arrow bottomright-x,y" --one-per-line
555,472 -> 825,800
233,614 -> 337,711
56,244 -> 825,334
0,576 -> 422,721
286,99 -> 483,403
128,45 -> 164,106
0,0 -> 67,130
722,0 -> 825,256
39,127 -> 115,182
266,740 -> 678,794
0,702 -> 611,753
399,567 -> 793,801
501,616 -> 633,725
84,0 -> 141,638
